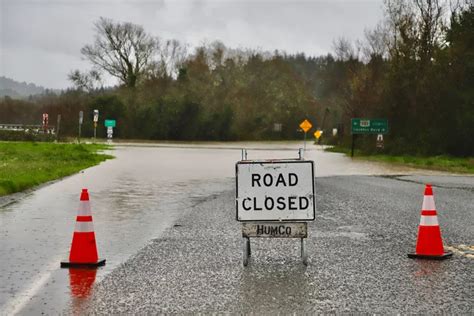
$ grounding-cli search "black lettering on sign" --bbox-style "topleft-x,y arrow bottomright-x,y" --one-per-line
299,196 -> 309,209
289,173 -> 298,186
264,197 -> 274,210
254,225 -> 294,236
251,173 -> 299,187
275,174 -> 286,187
242,196 -> 309,211
263,174 -> 273,186
242,197 -> 251,211
253,197 -> 262,211
288,196 -> 297,210
276,197 -> 285,210
252,174 -> 261,187
278,225 -> 285,234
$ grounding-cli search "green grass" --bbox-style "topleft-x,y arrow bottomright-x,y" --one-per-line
0,142 -> 113,196
326,146 -> 474,174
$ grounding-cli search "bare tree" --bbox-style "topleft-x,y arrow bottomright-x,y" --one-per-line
150,39 -> 188,79
384,0 -> 417,58
383,0 -> 447,62
68,69 -> 102,92
362,22 -> 390,60
81,17 -> 156,88
414,0 -> 445,63
332,37 -> 356,61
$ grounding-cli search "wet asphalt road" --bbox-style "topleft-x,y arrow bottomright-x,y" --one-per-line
80,175 -> 473,314
3,142 -> 446,315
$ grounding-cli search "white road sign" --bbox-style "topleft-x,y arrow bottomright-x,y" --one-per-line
236,160 -> 315,221
107,126 -> 113,139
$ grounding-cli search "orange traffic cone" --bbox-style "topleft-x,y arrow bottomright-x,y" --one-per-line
61,189 -> 106,267
408,184 -> 452,260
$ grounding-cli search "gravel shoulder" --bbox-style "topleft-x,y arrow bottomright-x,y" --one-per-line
80,176 -> 473,314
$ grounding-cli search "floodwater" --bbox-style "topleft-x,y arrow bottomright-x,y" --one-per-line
0,142 -> 444,314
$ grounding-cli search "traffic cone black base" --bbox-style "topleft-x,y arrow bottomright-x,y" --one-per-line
407,252 -> 452,260
61,258 -> 106,268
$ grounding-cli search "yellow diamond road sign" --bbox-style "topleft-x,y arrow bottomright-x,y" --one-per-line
299,119 -> 312,133
314,130 -> 323,139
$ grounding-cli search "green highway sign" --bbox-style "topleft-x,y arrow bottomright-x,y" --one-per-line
351,118 -> 388,134
104,119 -> 116,128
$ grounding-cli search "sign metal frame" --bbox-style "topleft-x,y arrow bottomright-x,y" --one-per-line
237,149 -> 313,266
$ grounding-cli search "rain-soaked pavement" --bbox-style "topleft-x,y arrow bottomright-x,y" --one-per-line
0,142 -> 472,314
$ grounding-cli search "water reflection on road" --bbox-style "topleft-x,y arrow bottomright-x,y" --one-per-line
0,142 -> 442,314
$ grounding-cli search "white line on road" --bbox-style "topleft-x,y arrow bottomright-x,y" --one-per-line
0,255 -> 63,315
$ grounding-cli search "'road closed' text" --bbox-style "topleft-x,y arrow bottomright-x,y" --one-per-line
241,196 -> 309,211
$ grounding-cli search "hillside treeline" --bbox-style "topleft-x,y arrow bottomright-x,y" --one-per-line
0,51 -> 319,141
0,1 -> 472,156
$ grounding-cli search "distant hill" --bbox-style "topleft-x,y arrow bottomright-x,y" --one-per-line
0,76 -> 47,99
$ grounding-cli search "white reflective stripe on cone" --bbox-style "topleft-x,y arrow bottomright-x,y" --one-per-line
420,215 -> 439,226
77,202 -> 92,216
74,221 -> 95,233
422,196 -> 436,211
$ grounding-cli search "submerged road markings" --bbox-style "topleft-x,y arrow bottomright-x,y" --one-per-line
0,255 -> 63,315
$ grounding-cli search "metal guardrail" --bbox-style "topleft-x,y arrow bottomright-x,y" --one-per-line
0,123 -> 55,134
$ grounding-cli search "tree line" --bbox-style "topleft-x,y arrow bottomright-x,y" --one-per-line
1,0 -> 472,156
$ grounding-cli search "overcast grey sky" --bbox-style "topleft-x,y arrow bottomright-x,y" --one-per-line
0,0 -> 384,89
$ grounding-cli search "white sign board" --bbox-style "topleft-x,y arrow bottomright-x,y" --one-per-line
236,160 -> 315,221
107,126 -> 113,139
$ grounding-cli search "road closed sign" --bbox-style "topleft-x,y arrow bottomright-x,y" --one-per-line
236,160 -> 315,221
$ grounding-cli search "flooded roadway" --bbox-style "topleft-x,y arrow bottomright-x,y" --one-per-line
0,142 -> 456,314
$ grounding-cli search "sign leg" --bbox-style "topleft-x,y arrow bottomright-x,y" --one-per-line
247,237 -> 251,257
243,238 -> 249,267
301,238 -> 308,266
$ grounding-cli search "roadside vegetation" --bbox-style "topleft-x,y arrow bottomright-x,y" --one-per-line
326,146 -> 474,174
0,142 -> 113,196
0,2 -> 472,157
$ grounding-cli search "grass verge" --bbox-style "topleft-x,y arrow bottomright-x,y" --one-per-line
0,142 -> 113,196
326,146 -> 474,174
